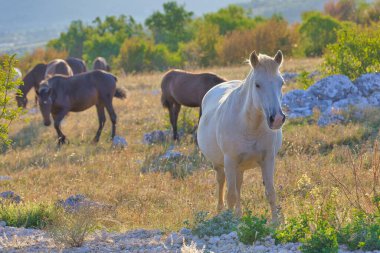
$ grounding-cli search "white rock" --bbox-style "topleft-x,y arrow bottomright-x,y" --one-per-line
209,236 -> 220,245
367,91 -> 380,106
318,107 -> 346,126
307,75 -> 357,102
354,73 -> 380,96
282,89 -> 317,118
112,136 -> 127,148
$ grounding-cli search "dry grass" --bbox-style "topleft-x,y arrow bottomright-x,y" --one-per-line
1,58 -> 378,233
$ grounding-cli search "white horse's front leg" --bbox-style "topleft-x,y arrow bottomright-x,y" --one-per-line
224,156 -> 241,216
260,157 -> 280,224
215,166 -> 225,212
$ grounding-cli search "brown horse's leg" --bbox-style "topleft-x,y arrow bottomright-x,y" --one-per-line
170,103 -> 181,140
93,104 -> 106,143
104,102 -> 117,140
52,110 -> 68,146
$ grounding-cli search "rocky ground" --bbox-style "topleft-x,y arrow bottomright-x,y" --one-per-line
1,225 -> 380,253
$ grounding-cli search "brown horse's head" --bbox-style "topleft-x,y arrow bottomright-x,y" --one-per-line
37,81 -> 53,126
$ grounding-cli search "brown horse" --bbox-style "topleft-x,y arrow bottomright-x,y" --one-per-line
45,59 -> 73,79
161,69 -> 227,140
93,57 -> 110,71
37,70 -> 126,145
16,63 -> 47,108
66,57 -> 87,74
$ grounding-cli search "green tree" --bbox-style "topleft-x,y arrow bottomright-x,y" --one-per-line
299,12 -> 342,56
48,20 -> 90,58
145,1 -> 193,51
204,5 -> 263,35
0,55 -> 22,146
83,15 -> 143,64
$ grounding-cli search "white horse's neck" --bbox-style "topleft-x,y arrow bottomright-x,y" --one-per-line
239,70 -> 266,132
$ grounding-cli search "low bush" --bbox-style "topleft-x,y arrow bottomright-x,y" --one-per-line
300,220 -> 338,253
237,210 -> 272,245
186,211 -> 239,238
0,202 -> 54,228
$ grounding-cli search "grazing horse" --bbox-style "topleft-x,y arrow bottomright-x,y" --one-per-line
197,51 -> 286,224
93,57 -> 110,72
66,57 -> 87,75
16,63 -> 47,108
45,59 -> 73,79
161,69 -> 227,140
37,70 -> 126,145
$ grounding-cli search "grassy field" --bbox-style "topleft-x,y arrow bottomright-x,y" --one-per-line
1,57 -> 379,233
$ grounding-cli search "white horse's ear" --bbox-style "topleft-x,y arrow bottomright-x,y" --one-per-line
274,50 -> 283,65
250,50 -> 259,68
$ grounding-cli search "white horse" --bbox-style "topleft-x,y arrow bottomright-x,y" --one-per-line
197,50 -> 285,223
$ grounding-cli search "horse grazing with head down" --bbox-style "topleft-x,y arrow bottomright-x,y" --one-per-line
93,57 -> 110,72
197,50 -> 286,224
161,69 -> 227,140
37,70 -> 126,146
16,63 -> 47,108
66,57 -> 87,75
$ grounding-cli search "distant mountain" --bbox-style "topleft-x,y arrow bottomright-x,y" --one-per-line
239,0 -> 327,23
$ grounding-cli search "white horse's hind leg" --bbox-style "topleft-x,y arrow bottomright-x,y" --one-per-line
224,156 -> 239,215
215,166 -> 225,212
261,157 -> 279,224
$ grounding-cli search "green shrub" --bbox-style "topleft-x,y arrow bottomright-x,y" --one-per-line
274,214 -> 310,244
323,25 -> 380,80
338,210 -> 380,250
296,71 -> 315,90
300,220 -> 338,253
237,210 -> 272,245
299,12 -> 342,56
187,211 -> 239,238
0,202 -> 54,228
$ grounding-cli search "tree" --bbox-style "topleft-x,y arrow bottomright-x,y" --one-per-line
48,20 -> 90,58
83,15 -> 143,64
0,55 -> 22,146
204,5 -> 263,35
299,12 -> 342,56
145,1 -> 193,51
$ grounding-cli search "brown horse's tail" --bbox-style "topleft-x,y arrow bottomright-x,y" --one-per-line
161,93 -> 170,108
114,87 -> 126,99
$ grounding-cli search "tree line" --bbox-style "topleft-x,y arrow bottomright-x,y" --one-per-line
21,0 -> 380,73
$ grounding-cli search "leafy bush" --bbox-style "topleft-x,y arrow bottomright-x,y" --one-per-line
323,26 -> 380,80
300,220 -> 338,253
0,202 -> 54,228
117,37 -> 180,73
216,18 -> 295,65
274,214 -> 310,244
0,55 -> 23,146
338,210 -> 380,250
187,211 -> 239,238
299,12 -> 342,56
296,71 -> 315,90
237,211 -> 272,245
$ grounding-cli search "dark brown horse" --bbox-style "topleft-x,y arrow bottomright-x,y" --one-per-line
16,63 -> 47,108
45,59 -> 73,78
93,57 -> 110,71
161,69 -> 227,140
66,57 -> 87,74
37,70 -> 126,145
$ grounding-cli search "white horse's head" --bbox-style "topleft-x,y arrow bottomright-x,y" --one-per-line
248,50 -> 285,130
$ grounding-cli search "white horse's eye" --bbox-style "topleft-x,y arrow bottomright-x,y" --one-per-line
255,83 -> 261,88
